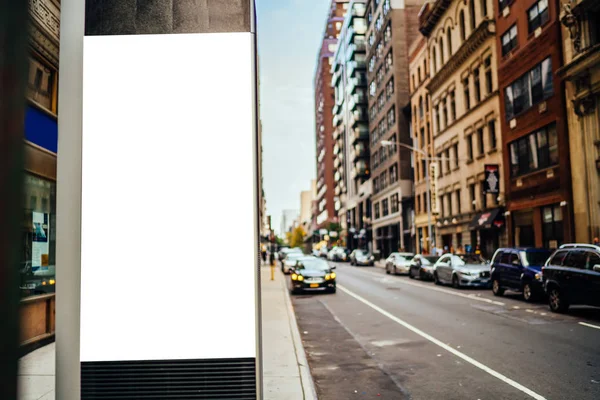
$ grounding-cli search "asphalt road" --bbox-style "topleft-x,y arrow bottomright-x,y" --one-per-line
291,262 -> 600,400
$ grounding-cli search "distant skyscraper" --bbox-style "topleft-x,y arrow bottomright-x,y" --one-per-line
281,209 -> 300,236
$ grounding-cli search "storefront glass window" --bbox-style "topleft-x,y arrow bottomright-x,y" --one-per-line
513,209 -> 535,247
20,174 -> 56,298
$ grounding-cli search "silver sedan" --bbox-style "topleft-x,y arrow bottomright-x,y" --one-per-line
433,254 -> 491,288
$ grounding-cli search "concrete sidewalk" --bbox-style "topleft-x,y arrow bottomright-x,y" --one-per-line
261,265 -> 316,400
17,267 -> 316,400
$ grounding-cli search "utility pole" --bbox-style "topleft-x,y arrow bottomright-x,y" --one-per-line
0,0 -> 29,398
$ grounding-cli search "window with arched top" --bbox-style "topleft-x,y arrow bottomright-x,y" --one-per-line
481,0 -> 488,18
431,47 -> 437,72
439,37 -> 445,65
459,11 -> 466,41
469,0 -> 476,31
447,28 -> 452,56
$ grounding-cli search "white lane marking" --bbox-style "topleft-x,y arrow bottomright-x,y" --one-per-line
338,284 -> 547,400
579,322 -> 600,330
347,266 -> 506,306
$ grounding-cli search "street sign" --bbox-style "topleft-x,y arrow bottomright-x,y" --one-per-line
430,162 -> 439,215
484,164 -> 500,194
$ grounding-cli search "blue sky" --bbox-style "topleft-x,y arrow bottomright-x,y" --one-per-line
256,0 -> 331,235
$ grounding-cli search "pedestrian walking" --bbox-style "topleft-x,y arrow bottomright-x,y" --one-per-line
261,244 -> 267,264
269,251 -> 275,267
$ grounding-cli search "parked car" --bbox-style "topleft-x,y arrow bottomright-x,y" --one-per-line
350,249 -> 374,266
542,244 -> 600,313
433,254 -> 491,288
490,248 -> 552,301
408,255 -> 440,280
280,250 -> 305,274
319,246 -> 329,257
385,252 -> 415,275
288,257 -> 337,294
327,246 -> 348,261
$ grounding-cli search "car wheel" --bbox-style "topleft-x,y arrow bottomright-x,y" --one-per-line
548,287 -> 569,313
522,282 -> 537,302
329,287 -> 337,294
409,268 -> 415,279
434,272 -> 441,285
452,274 -> 460,289
492,279 -> 505,296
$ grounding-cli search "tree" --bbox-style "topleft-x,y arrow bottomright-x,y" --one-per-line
289,226 -> 306,248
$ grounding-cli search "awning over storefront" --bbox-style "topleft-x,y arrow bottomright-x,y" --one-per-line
468,208 -> 504,230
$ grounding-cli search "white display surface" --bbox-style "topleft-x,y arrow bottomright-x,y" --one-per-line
80,33 -> 257,362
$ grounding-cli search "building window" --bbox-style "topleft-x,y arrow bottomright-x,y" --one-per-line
20,174 -> 57,299
385,50 -> 393,71
469,0 -> 476,31
453,143 -> 459,168
388,107 -> 396,125
459,11 -> 466,42
450,90 -> 456,121
456,189 -> 462,215
466,134 -> 474,160
417,66 -> 422,83
477,127 -> 485,155
469,183 -> 476,210
473,67 -> 481,103
386,78 -> 395,99
375,202 -> 381,219
382,199 -> 389,216
376,13 -> 383,32
484,56 -> 493,95
481,0 -> 488,17
448,193 -> 453,216
528,0 -> 549,34
391,194 -> 399,213
501,25 -> 518,56
431,47 -> 437,73
434,106 -> 440,134
445,149 -> 451,173
509,123 -> 558,177
420,128 -> 425,148
370,81 -> 376,97
27,56 -> 58,113
390,163 -> 398,183
439,38 -> 445,65
542,205 -> 563,249
504,57 -> 553,120
447,28 -> 453,56
463,77 -> 471,110
488,120 -> 497,149
369,56 -> 375,72
384,23 -> 392,43
419,96 -> 424,119
441,99 -> 448,128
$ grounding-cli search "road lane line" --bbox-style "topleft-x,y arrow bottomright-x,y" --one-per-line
579,322 -> 600,330
337,284 -> 547,400
345,266 -> 506,306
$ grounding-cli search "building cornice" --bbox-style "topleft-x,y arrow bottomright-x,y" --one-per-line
426,19 -> 495,95
418,0 -> 453,37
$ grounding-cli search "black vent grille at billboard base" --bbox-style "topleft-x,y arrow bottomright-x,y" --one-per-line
81,358 -> 256,399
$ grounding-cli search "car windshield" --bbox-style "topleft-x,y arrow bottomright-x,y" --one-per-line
297,259 -> 330,271
520,250 -> 552,266
422,256 -> 440,265
286,253 -> 305,261
356,250 -> 368,256
453,254 -> 487,265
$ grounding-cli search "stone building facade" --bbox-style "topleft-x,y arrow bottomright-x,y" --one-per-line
419,0 -> 507,258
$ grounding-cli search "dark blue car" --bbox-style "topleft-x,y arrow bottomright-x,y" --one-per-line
490,248 -> 553,302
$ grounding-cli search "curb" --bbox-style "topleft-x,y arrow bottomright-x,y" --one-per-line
280,272 -> 319,400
